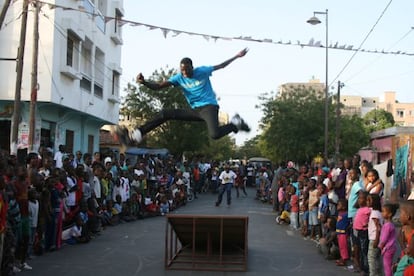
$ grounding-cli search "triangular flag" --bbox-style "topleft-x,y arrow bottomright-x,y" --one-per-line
161,28 -> 170,38
172,31 -> 181,37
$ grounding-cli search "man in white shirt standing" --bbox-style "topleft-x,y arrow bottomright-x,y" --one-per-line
54,144 -> 65,169
216,164 -> 237,207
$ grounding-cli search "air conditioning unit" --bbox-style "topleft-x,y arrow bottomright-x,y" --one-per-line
108,95 -> 120,104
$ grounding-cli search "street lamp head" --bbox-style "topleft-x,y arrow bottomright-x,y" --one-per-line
307,16 -> 321,25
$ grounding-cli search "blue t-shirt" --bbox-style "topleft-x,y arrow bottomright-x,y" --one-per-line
168,66 -> 218,108
348,181 -> 363,219
336,211 -> 350,233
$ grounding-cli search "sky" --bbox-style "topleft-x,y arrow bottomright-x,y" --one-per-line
120,0 -> 414,145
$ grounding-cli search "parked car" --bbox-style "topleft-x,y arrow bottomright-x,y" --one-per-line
247,157 -> 272,170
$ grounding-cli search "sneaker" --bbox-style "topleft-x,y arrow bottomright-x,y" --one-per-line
113,126 -> 142,146
231,114 -> 250,132
130,129 -> 143,143
21,262 -> 32,270
275,216 -> 281,224
215,202 -> 220,207
113,125 -> 132,146
13,266 -> 21,273
346,264 -> 354,271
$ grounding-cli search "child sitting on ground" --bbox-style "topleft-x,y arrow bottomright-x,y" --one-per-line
318,216 -> 339,260
62,215 -> 86,244
276,186 -> 291,226
129,193 -> 141,220
101,200 -> 114,226
276,209 -> 290,225
112,194 -> 123,224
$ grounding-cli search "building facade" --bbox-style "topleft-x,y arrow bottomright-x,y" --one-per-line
341,91 -> 414,126
278,78 -> 325,98
0,0 -> 123,156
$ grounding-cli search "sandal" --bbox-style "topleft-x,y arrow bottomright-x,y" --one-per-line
336,260 -> 346,266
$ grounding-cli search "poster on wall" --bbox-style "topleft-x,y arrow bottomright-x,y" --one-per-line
17,122 -> 29,149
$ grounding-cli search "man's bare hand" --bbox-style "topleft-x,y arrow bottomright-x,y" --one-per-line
136,73 -> 145,84
237,48 -> 249,58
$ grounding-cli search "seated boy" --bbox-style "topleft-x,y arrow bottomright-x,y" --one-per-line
62,215 -> 86,244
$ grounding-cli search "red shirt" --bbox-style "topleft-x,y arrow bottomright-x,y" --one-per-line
290,194 -> 299,213
76,178 -> 83,205
0,193 -> 7,234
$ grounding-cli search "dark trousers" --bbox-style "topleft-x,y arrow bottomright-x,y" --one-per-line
217,183 -> 233,205
352,229 -> 369,273
139,105 -> 237,140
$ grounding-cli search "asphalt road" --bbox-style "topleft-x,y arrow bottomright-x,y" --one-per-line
20,187 -> 352,276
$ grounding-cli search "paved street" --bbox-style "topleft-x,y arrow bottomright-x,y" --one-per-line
20,187 -> 352,276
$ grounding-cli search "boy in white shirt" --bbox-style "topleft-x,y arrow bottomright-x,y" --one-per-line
62,216 -> 83,245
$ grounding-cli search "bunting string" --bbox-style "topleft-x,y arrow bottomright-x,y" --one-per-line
36,0 -> 414,57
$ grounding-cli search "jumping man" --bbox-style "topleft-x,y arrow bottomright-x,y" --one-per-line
114,48 -> 251,145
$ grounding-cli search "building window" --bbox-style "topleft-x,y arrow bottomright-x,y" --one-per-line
82,0 -> 94,14
88,135 -> 94,154
112,70 -> 120,96
80,38 -> 92,77
114,9 -> 123,35
94,83 -> 103,98
80,76 -> 92,92
94,47 -> 105,98
396,110 -> 404,118
80,38 -> 92,92
95,10 -> 105,33
66,31 -> 80,68
66,130 -> 74,154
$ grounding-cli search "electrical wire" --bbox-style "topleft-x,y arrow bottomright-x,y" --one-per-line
329,0 -> 394,87
344,27 -> 413,84
34,0 -> 414,57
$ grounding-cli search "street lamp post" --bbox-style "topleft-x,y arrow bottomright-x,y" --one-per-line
307,9 -> 329,159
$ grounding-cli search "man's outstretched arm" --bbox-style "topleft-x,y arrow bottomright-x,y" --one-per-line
213,48 -> 248,71
136,73 -> 172,90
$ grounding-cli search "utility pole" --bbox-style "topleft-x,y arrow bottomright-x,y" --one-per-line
29,0 -> 40,152
335,81 -> 344,161
0,0 -> 12,29
10,0 -> 29,155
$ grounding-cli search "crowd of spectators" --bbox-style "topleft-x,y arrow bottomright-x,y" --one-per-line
0,145 -> 229,275
2,144 -> 414,275
270,156 -> 414,276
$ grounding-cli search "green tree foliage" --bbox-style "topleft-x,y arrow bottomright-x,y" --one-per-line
258,87 -> 325,163
120,67 -> 236,157
201,135 -> 236,161
337,114 -> 370,159
258,86 -> 369,163
236,135 -> 262,159
363,108 -> 395,133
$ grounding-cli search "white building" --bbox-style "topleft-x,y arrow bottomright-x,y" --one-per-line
0,0 -> 123,156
